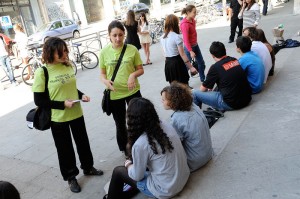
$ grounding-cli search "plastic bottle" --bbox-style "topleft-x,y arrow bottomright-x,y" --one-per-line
278,24 -> 284,29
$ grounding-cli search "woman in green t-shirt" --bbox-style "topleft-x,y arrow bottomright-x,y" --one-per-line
99,20 -> 144,153
32,37 -> 103,193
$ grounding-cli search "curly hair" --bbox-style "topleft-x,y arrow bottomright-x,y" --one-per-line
161,81 -> 193,111
127,97 -> 174,155
42,37 -> 71,66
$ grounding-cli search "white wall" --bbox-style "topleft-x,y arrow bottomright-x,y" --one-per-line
294,0 -> 300,14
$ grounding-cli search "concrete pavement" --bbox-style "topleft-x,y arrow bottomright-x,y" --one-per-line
0,1 -> 300,199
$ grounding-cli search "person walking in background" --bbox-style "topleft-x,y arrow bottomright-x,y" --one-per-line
103,97 -> 190,199
124,10 -> 141,50
32,37 -> 103,193
193,41 -> 252,111
0,181 -> 20,199
238,0 -> 260,29
236,36 -> 265,94
0,35 -> 18,86
13,24 -> 30,80
243,27 -> 272,83
160,14 -> 197,85
180,5 -> 206,82
138,12 -> 152,65
161,82 -> 213,172
99,20 -> 144,153
262,0 -> 268,15
256,28 -> 275,76
228,0 -> 243,43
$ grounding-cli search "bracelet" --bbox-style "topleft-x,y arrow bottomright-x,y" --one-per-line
124,160 -> 132,168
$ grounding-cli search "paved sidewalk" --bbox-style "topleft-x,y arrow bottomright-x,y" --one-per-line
0,1 -> 300,199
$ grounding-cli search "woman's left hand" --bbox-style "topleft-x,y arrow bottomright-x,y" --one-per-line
82,95 -> 90,102
127,74 -> 136,90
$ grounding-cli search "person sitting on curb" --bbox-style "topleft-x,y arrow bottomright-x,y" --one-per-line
256,28 -> 275,76
236,36 -> 265,94
161,82 -> 213,172
103,97 -> 190,199
243,27 -> 272,83
0,35 -> 18,86
192,41 -> 252,111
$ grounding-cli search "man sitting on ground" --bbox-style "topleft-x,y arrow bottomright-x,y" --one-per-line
192,41 -> 252,111
236,36 -> 265,94
243,27 -> 272,83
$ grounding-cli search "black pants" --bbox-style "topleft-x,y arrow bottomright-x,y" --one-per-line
111,91 -> 142,151
107,166 -> 139,199
51,116 -> 94,181
262,0 -> 268,15
229,16 -> 243,42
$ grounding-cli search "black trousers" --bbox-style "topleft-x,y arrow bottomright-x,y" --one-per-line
111,91 -> 142,151
229,16 -> 243,41
107,166 -> 139,199
262,0 -> 268,15
51,116 -> 94,181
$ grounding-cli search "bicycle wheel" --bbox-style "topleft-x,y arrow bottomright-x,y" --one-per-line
80,51 -> 99,69
69,60 -> 77,75
22,64 -> 36,86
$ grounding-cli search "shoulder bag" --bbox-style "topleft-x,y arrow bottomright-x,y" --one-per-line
26,66 -> 51,131
102,44 -> 127,116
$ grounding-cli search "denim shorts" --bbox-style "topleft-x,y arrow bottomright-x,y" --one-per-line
137,173 -> 155,198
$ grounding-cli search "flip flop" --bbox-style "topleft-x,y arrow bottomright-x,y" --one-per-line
142,63 -> 148,66
147,62 -> 152,65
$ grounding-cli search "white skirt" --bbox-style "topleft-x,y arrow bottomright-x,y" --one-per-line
139,33 -> 151,44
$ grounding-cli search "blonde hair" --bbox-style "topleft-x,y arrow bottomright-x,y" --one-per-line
13,24 -> 24,33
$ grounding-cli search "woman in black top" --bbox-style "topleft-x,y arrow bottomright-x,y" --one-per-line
124,10 -> 141,50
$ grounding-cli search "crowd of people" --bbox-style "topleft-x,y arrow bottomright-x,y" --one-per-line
1,1 -> 278,198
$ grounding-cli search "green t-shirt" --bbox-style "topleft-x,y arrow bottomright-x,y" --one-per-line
32,64 -> 83,122
99,44 -> 143,100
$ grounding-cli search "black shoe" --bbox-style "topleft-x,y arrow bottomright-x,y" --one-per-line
103,194 -> 108,199
83,167 -> 104,176
228,40 -> 234,43
68,178 -> 81,193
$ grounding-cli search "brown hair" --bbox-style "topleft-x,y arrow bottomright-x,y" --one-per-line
246,0 -> 256,10
181,4 -> 196,15
163,14 -> 180,38
161,81 -> 193,111
125,10 -> 136,26
42,37 -> 70,66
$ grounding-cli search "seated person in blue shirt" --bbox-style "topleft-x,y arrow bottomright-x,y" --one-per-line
236,36 -> 265,94
192,41 -> 252,111
161,82 -> 213,172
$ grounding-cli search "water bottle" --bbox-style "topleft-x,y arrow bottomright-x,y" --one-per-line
278,24 -> 284,29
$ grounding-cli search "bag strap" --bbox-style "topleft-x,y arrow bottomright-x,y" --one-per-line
42,66 -> 49,97
110,44 -> 127,82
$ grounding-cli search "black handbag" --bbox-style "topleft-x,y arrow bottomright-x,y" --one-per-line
203,108 -> 224,128
26,66 -> 51,131
102,44 -> 127,116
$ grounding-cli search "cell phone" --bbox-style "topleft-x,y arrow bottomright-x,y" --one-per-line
72,100 -> 81,103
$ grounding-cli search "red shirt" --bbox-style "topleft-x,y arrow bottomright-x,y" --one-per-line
0,33 -> 12,45
180,18 -> 197,52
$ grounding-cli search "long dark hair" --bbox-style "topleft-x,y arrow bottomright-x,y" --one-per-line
163,14 -> 180,38
42,37 -> 70,66
127,97 -> 174,155
0,181 -> 20,199
246,0 -> 256,10
139,12 -> 148,26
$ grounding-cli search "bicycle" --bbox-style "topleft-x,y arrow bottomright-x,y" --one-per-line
21,48 -> 77,86
149,18 -> 165,45
69,43 -> 99,70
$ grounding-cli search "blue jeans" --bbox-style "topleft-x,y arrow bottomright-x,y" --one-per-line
192,90 -> 233,111
137,172 -> 155,198
0,55 -> 15,83
184,44 -> 206,81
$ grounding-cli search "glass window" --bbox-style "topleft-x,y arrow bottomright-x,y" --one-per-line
63,20 -> 73,26
50,21 -> 62,30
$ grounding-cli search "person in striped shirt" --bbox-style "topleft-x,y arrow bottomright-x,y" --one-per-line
238,0 -> 261,29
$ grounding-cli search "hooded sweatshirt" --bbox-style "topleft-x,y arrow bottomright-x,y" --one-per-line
180,17 -> 197,52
